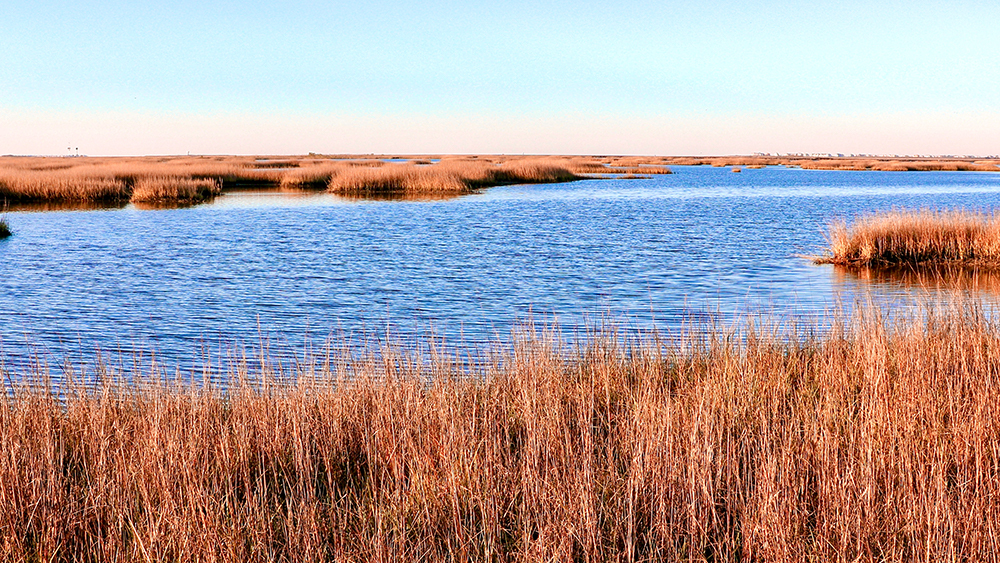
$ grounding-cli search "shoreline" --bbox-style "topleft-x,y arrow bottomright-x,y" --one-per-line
3,154 -> 996,206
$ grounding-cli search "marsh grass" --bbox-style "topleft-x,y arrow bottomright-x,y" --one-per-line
0,157 -> 264,204
328,158 -> 581,197
663,156 -> 1000,171
0,217 -> 10,239
3,302 -> 1000,561
3,155 -> 994,205
564,159 -> 673,176
816,209 -> 1000,267
0,169 -> 130,202
130,177 -> 221,203
0,156 -> 586,203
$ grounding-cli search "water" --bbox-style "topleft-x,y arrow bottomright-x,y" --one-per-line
2,165 -> 1000,371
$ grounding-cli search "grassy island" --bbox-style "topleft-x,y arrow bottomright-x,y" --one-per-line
2,303 -> 1000,561
0,155 -> 674,205
815,209 -> 1000,267
0,217 -> 10,239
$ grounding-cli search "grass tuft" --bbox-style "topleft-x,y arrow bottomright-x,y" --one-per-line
815,208 -> 1000,267
0,216 -> 9,239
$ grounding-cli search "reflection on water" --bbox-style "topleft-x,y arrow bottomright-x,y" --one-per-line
834,264 -> 1000,294
131,200 -> 208,211
5,200 -> 130,213
5,187 -> 465,213
332,192 -> 470,202
206,189 -> 466,209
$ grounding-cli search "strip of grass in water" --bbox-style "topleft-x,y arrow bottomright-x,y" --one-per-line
0,156 -> 587,204
815,208 -> 1000,267
0,217 -> 10,239
3,154 -> 997,205
3,301 -> 1000,561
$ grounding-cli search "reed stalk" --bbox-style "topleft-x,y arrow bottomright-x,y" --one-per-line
2,302 -> 1000,561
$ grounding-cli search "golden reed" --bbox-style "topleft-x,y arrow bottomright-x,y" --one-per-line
2,154 -> 995,205
816,208 -> 1000,267
664,156 -> 1000,171
0,155 -> 653,204
3,301 -> 999,561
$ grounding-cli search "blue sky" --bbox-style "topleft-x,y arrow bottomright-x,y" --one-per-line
2,0 -> 998,155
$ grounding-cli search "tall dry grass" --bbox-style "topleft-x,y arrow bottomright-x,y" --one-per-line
0,156 -> 587,203
328,159 -> 581,197
0,168 -> 130,202
660,156 -> 1000,172
0,156 -> 273,204
817,209 -> 1000,266
329,163 -> 468,195
3,155 -> 994,205
3,302 -> 1000,561
130,177 -> 221,203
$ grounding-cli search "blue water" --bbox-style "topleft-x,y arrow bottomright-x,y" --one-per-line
2,165 -> 1000,371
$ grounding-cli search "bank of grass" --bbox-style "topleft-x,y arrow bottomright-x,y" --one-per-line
3,302 -> 1000,561
664,156 -> 1000,171
0,156 -> 278,205
4,154 -> 996,205
0,156 -> 589,203
327,158 -> 582,197
130,177 -> 221,203
816,209 -> 1000,267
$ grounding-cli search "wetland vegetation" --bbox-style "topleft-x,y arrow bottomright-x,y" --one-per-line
0,155 -> 667,204
816,209 -> 1000,267
3,301 -> 1000,561
666,155 -> 1000,171
4,157 -> 1000,561
6,153 -> 995,206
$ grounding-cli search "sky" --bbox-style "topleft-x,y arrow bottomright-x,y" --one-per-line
2,0 -> 998,156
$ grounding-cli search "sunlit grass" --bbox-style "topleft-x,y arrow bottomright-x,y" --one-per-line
3,301 -> 1000,561
3,154 -> 994,206
130,177 -> 221,203
816,208 -> 1000,266
327,158 -> 582,197
0,156 -> 589,203
658,156 -> 1000,171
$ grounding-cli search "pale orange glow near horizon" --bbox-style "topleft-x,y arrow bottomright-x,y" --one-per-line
3,109 -> 998,158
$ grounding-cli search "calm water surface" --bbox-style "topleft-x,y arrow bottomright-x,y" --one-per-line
2,166 -> 1000,370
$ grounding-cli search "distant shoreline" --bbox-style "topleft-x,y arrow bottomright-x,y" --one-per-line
1,154 -> 996,206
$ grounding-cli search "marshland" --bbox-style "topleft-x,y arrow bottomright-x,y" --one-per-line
5,154 -> 996,206
4,300 -> 1000,561
0,155 -> 676,205
816,208 -> 1000,267
3,157 -> 1000,561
